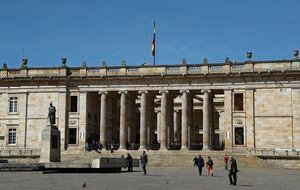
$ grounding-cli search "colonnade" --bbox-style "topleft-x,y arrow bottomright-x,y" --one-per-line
98,90 -> 212,151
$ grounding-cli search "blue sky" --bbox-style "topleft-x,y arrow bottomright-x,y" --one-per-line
0,0 -> 299,68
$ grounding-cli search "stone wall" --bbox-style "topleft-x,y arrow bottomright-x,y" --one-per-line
292,89 -> 300,148
0,89 -> 65,149
255,88 -> 293,148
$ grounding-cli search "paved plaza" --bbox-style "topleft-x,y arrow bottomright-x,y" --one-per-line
0,167 -> 299,190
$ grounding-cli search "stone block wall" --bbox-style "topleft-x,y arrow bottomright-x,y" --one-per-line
292,89 -> 300,148
254,88 -> 293,148
0,90 -> 66,150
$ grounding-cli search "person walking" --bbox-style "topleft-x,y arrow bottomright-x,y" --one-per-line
206,156 -> 214,176
195,155 -> 204,176
110,142 -> 114,154
193,156 -> 197,167
224,154 -> 229,170
126,153 -> 133,172
140,151 -> 148,175
229,156 -> 238,186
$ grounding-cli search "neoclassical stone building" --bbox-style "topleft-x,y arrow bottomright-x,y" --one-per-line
0,56 -> 300,155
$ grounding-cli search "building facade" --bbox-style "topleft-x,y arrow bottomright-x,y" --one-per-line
0,57 -> 300,155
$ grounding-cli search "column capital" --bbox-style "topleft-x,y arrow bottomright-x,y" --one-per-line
98,91 -> 108,95
159,90 -> 169,94
118,90 -> 128,95
180,89 -> 190,94
138,90 -> 148,94
201,89 -> 211,93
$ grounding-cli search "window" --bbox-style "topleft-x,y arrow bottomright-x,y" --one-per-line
70,96 -> 78,112
234,127 -> 244,145
234,93 -> 243,111
8,128 -> 17,145
68,128 -> 77,144
9,97 -> 18,113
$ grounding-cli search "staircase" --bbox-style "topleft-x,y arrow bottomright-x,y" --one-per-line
61,149 -> 267,168
258,156 -> 300,169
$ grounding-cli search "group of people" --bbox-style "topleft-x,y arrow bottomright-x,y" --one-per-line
193,154 -> 238,185
85,140 -> 102,152
85,146 -> 237,186
193,155 -> 214,176
124,151 -> 148,175
85,141 -> 116,153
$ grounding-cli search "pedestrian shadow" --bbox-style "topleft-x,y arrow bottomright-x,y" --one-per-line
201,175 -> 222,178
144,174 -> 163,177
237,184 -> 253,187
211,175 -> 222,178
120,170 -> 140,173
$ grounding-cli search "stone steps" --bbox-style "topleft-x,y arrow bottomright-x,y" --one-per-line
258,157 -> 300,169
61,150 -> 266,168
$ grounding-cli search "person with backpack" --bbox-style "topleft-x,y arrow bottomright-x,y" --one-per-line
224,154 -> 229,170
206,156 -> 214,176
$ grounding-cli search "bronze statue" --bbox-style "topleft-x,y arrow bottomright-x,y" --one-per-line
48,102 -> 56,127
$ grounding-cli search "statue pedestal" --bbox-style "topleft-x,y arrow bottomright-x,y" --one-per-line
39,125 -> 61,163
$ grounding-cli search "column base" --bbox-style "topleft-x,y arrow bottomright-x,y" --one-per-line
138,146 -> 147,151
159,146 -> 168,151
180,146 -> 189,151
118,146 -> 127,151
202,146 -> 210,151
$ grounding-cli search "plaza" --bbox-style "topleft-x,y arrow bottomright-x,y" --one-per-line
0,167 -> 299,190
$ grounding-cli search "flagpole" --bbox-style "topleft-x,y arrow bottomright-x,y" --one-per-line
154,52 -> 156,66
152,21 -> 156,65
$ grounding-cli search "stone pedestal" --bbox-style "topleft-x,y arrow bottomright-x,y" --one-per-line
39,126 -> 61,163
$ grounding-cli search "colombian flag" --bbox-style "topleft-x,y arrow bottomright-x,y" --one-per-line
151,21 -> 156,57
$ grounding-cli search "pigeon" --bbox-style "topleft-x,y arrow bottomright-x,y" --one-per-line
82,182 -> 86,188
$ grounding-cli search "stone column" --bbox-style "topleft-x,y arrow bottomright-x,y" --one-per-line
139,91 -> 148,150
99,91 -> 108,148
157,110 -> 161,143
79,92 -> 87,147
147,94 -> 155,149
159,90 -> 169,150
127,95 -> 135,144
181,90 -> 192,150
202,90 -> 211,150
119,91 -> 128,150
167,94 -> 174,149
174,110 -> 181,145
224,89 -> 233,148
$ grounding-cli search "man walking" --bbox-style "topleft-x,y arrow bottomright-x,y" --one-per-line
196,155 -> 204,176
140,151 -> 148,175
229,156 -> 238,185
126,153 -> 133,172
